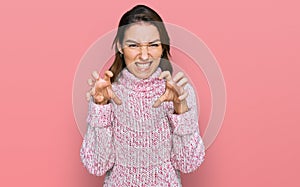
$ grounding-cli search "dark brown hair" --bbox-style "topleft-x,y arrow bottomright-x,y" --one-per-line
109,5 -> 173,82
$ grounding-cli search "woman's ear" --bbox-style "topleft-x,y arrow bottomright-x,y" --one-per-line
117,41 -> 123,54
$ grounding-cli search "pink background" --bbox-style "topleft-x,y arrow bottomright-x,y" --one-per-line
0,0 -> 299,186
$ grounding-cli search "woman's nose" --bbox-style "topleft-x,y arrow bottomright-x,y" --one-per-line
140,46 -> 149,60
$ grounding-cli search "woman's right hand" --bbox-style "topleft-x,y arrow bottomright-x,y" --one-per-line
86,70 -> 122,105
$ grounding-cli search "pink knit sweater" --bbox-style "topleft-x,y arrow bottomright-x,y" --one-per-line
80,68 -> 205,186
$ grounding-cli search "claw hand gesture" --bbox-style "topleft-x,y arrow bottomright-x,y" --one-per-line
153,71 -> 189,114
86,70 -> 122,105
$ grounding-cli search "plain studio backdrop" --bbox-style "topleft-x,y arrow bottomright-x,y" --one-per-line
0,0 -> 299,186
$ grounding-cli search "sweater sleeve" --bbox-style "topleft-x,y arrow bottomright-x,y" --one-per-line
167,84 -> 205,173
80,100 -> 115,176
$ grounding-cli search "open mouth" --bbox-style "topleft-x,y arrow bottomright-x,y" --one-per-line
135,61 -> 152,70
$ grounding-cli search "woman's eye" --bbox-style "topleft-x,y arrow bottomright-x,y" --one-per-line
128,44 -> 138,48
150,43 -> 160,47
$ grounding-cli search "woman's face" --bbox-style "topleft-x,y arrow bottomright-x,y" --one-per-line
119,23 -> 163,79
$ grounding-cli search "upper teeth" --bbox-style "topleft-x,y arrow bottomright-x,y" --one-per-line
136,62 -> 150,68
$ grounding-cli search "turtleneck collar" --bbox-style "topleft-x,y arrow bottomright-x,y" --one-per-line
117,67 -> 165,92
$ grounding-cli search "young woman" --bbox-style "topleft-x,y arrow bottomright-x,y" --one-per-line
80,5 -> 205,186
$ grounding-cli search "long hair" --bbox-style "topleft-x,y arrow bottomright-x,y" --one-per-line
109,5 -> 173,82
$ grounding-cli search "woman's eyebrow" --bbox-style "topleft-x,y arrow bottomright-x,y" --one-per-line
124,39 -> 138,43
124,39 -> 161,43
148,39 -> 161,44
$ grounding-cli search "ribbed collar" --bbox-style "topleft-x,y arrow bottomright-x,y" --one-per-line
117,67 -> 165,92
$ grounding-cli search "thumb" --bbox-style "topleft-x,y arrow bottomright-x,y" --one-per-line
153,94 -> 166,108
108,88 -> 122,105
112,94 -> 122,105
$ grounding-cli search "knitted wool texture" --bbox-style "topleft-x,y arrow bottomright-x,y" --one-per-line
80,68 -> 205,186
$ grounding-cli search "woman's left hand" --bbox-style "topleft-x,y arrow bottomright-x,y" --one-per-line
153,71 -> 189,114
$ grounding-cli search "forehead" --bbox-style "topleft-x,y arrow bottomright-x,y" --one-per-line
123,23 -> 160,43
